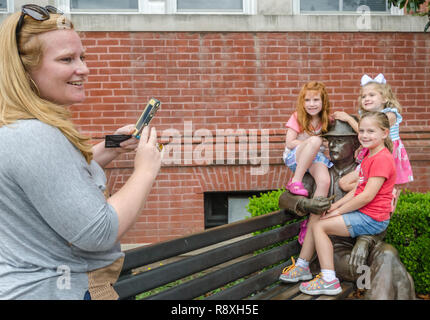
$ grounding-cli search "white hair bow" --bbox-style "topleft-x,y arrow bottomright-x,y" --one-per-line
361,73 -> 386,86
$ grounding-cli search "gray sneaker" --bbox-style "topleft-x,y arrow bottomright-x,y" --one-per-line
279,258 -> 313,283
299,274 -> 343,295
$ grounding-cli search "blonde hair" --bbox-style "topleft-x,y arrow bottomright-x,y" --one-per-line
359,111 -> 393,153
358,82 -> 402,115
0,12 -> 93,163
296,81 -> 331,135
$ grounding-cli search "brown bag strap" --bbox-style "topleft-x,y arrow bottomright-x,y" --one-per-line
87,256 -> 124,300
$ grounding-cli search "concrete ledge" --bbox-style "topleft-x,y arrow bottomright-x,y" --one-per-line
2,12 -> 425,33
68,14 -> 427,32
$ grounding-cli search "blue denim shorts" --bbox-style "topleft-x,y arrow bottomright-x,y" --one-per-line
342,210 -> 390,238
283,147 -> 333,172
84,290 -> 91,300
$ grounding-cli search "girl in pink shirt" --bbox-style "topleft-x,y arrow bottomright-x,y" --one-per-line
283,81 -> 332,198
297,111 -> 395,296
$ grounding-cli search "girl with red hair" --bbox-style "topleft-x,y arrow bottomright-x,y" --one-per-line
283,81 -> 332,198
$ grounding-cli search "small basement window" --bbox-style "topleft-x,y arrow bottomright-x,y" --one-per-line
204,191 -> 272,229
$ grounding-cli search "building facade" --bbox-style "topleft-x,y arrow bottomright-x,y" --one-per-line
2,0 -> 429,246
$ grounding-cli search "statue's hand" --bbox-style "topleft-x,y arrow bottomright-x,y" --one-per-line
349,237 -> 371,268
297,196 -> 331,215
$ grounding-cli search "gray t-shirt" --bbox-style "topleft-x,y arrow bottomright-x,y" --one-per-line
0,120 -> 123,299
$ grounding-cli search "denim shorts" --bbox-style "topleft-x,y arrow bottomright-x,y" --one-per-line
283,147 -> 333,172
342,210 -> 390,238
84,290 -> 91,300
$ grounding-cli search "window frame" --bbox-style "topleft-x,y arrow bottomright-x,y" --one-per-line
0,0 -> 12,13
166,0 -> 256,15
57,0 -> 148,14
56,0 -> 256,14
292,0 -> 403,15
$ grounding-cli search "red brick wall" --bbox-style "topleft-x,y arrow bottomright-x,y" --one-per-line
73,31 -> 430,244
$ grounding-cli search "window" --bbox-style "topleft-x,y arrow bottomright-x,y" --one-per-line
69,0 -> 138,11
0,0 -> 7,11
59,0 -> 255,14
58,0 -> 167,13
167,0 -> 256,14
228,197 -> 251,224
205,193 -> 229,228
204,191 -> 270,229
177,0 -> 243,12
300,0 -> 389,12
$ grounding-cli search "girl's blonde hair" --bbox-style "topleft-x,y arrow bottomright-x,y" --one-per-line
0,12 -> 93,163
358,82 -> 402,115
296,81 -> 331,135
359,111 -> 393,153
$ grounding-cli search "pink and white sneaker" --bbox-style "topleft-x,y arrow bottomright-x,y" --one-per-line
299,274 -> 342,296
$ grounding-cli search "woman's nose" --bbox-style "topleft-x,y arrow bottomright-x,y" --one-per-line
76,60 -> 89,76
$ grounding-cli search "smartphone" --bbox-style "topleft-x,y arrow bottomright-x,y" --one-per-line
131,98 -> 161,138
105,98 -> 161,148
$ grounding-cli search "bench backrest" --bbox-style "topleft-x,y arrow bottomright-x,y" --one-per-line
114,210 -> 301,300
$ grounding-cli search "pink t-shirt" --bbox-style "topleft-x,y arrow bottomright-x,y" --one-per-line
285,112 -> 324,153
355,148 -> 396,221
286,112 -> 322,139
286,111 -> 301,132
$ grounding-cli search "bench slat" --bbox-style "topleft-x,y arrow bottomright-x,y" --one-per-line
246,283 -> 287,300
121,210 -> 295,273
145,240 -> 301,300
271,283 -> 302,300
292,292 -> 315,300
115,222 -> 301,299
206,260 -> 292,300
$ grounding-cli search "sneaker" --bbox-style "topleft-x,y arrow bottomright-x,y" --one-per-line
279,257 -> 313,283
286,180 -> 309,197
299,273 -> 342,296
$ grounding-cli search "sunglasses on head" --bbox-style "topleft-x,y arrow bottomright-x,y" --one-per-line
16,4 -> 63,39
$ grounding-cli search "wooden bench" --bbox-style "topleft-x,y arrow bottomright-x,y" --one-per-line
114,210 -> 354,300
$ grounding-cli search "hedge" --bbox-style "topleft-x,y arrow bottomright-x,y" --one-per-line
246,189 -> 430,295
385,190 -> 430,294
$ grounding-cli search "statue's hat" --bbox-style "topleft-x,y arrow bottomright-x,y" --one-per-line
322,118 -> 357,137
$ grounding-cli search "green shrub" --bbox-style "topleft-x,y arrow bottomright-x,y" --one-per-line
246,189 -> 284,218
385,190 -> 430,295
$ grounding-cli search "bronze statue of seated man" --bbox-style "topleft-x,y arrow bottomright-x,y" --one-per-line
279,119 -> 415,299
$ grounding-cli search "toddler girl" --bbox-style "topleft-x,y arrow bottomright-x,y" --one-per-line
334,74 -> 413,206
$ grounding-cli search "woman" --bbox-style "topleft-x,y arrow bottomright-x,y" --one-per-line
0,5 -> 162,299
